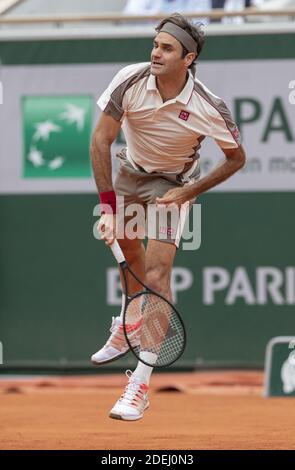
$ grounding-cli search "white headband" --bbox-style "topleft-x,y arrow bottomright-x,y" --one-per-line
160,22 -> 197,54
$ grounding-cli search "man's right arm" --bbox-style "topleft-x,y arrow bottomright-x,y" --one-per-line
90,111 -> 122,192
90,112 -> 122,245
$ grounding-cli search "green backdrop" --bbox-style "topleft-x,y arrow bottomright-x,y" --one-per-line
0,31 -> 294,370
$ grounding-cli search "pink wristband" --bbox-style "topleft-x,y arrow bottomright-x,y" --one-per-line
99,190 -> 117,215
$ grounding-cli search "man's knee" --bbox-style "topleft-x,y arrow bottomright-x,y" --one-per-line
145,264 -> 170,293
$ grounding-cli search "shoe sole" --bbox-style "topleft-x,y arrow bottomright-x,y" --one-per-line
109,404 -> 149,421
109,412 -> 143,421
91,349 -> 130,366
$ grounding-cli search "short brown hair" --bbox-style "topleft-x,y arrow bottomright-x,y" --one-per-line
155,13 -> 205,70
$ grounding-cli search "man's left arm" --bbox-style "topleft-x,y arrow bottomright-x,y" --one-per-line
156,145 -> 246,206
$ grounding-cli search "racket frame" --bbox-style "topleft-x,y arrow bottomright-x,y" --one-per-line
118,258 -> 187,368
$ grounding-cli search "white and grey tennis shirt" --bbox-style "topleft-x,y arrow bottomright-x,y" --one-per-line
97,62 -> 241,174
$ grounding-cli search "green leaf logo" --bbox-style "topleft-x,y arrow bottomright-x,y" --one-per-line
22,96 -> 93,178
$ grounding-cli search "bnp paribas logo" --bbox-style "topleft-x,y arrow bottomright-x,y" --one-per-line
22,96 -> 92,178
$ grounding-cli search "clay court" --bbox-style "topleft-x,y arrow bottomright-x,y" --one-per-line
1,371 -> 294,450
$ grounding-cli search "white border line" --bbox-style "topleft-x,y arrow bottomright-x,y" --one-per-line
0,22 -> 295,41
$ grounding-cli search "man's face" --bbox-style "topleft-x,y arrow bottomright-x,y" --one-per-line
150,32 -> 188,77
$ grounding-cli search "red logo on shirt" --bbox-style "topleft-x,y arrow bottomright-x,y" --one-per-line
232,127 -> 240,141
179,110 -> 190,121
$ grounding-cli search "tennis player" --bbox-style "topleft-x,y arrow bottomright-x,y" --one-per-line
91,13 -> 246,421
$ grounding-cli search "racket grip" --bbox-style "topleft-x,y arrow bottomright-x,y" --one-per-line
110,239 -> 126,264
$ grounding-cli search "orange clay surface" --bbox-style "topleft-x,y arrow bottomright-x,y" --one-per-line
0,371 -> 294,450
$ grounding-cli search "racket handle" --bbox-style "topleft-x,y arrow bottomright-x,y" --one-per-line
110,239 -> 126,264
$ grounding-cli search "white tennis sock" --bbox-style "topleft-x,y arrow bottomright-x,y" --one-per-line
119,293 -> 126,320
133,351 -> 158,385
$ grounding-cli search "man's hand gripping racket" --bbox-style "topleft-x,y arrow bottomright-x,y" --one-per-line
110,240 -> 186,368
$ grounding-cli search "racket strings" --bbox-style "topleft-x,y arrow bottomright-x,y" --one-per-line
125,293 -> 185,367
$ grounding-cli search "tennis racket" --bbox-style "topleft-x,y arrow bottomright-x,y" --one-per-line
110,240 -> 186,368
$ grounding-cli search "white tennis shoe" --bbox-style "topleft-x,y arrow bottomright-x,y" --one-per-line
91,316 -> 141,365
109,370 -> 149,421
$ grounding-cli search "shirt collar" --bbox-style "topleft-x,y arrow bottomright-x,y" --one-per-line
147,71 -> 194,105
146,73 -> 158,91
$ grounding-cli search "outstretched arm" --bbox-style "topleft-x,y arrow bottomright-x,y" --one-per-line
156,145 -> 246,206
